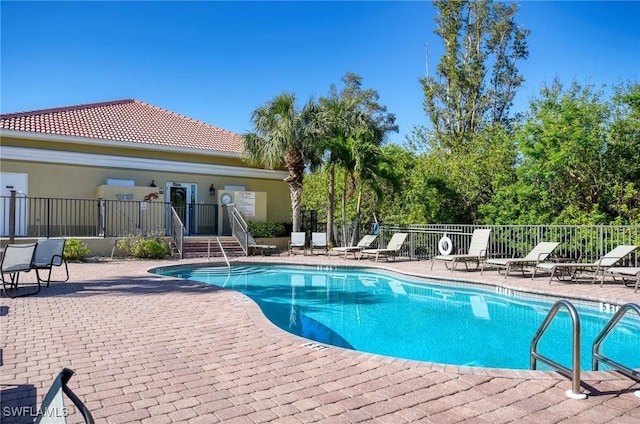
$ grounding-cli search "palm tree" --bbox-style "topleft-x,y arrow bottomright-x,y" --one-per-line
316,74 -> 398,245
316,95 -> 356,246
242,93 -> 321,232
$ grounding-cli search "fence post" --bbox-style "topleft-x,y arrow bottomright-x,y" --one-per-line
8,190 -> 16,243
46,197 -> 51,239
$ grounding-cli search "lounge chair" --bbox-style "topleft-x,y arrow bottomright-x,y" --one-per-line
1,243 -> 39,298
247,233 -> 278,256
288,232 -> 307,255
535,245 -> 639,284
601,266 -> 640,293
331,234 -> 377,259
481,241 -> 560,278
35,368 -> 94,424
33,238 -> 69,287
310,232 -> 328,255
358,232 -> 408,262
431,229 -> 492,271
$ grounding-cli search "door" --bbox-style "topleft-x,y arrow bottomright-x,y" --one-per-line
170,186 -> 188,232
0,173 -> 28,236
166,182 -> 198,235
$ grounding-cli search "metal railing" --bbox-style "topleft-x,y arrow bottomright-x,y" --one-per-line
227,204 -> 249,256
216,237 -> 230,269
592,303 -> 640,387
379,224 -> 639,264
530,300 -> 587,399
1,195 -> 220,239
170,207 -> 184,258
173,203 -> 219,235
2,196 -> 638,264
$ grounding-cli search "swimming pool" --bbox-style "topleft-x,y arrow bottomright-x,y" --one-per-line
152,264 -> 640,371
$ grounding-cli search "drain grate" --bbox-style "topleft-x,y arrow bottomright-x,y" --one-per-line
301,342 -> 330,351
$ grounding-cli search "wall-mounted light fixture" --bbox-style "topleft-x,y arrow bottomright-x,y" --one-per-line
209,184 -> 216,196
158,188 -> 164,194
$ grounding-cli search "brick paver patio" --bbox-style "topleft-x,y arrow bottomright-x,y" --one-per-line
1,254 -> 639,423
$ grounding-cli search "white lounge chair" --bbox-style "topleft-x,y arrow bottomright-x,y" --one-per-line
535,245 -> 639,284
481,241 -> 560,278
310,232 -> 328,255
288,232 -> 307,255
359,233 -> 408,262
331,234 -> 377,259
602,266 -> 640,293
431,229 -> 492,271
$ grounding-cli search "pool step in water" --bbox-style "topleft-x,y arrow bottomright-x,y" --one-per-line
190,266 -> 270,277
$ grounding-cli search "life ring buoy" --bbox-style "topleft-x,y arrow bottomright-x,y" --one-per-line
438,236 -> 453,255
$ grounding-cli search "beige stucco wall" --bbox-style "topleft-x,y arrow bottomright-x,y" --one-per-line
1,157 -> 292,225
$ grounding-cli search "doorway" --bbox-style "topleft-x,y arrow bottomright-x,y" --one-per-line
166,182 -> 197,235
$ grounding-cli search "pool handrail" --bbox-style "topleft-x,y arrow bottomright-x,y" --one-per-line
592,303 -> 640,391
530,300 -> 586,399
215,237 -> 230,269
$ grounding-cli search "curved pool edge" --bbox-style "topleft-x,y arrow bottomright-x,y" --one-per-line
148,259 -> 638,382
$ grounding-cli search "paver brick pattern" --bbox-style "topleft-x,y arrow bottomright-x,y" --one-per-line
1,255 -> 639,423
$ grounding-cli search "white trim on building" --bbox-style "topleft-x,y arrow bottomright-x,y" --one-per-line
0,146 -> 288,180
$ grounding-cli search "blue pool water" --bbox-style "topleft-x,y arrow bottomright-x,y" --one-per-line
153,264 -> 640,371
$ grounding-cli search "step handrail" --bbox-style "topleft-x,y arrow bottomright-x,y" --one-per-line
216,237 -> 230,269
592,303 -> 640,388
170,206 -> 184,259
228,205 -> 249,256
531,300 -> 586,399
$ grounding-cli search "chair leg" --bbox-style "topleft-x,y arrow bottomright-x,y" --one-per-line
2,271 -> 41,298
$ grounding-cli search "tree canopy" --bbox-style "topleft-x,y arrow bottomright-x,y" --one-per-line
246,1 -> 639,229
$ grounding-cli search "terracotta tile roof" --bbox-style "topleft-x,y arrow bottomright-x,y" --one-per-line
0,99 -> 242,155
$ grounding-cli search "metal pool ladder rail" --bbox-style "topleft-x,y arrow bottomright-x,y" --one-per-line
592,302 -> 640,398
530,300 -> 587,399
215,237 -> 230,269
207,237 -> 230,269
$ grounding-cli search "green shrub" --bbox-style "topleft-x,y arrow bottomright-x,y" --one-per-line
64,238 -> 90,262
248,222 -> 287,238
117,230 -> 170,259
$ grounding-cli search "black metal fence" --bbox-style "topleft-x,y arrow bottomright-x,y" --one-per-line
1,196 -> 219,238
3,196 -> 637,265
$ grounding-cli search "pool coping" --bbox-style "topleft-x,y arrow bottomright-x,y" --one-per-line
149,259 -> 637,382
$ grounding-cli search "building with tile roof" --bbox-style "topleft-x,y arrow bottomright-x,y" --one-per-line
0,99 -> 290,237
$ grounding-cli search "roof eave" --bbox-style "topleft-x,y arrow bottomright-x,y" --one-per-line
0,129 -> 242,159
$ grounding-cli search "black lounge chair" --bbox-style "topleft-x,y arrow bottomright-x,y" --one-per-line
35,368 -> 94,424
1,243 -> 39,298
33,239 -> 69,287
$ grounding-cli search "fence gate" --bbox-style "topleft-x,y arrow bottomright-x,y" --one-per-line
301,210 -> 318,234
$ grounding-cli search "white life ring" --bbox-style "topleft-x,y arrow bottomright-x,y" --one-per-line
438,236 -> 453,255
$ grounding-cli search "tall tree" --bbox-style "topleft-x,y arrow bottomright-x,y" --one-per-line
242,93 -> 321,231
604,82 -> 640,223
481,79 -> 628,225
419,0 -> 529,149
317,73 -> 398,245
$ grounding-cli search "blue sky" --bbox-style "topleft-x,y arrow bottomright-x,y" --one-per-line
1,1 -> 639,144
